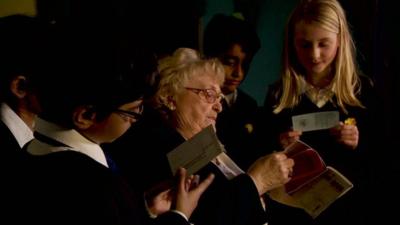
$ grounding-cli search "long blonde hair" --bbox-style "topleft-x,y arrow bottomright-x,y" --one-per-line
274,0 -> 363,114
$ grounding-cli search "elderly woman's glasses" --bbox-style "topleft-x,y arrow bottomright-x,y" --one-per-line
114,105 -> 144,121
185,87 -> 224,104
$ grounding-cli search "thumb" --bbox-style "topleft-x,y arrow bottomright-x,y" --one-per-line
193,173 -> 214,195
177,167 -> 187,192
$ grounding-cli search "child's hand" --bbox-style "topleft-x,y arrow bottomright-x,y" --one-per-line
174,168 -> 214,219
330,119 -> 359,149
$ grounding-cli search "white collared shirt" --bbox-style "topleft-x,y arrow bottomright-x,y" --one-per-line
212,151 -> 244,180
299,77 -> 334,108
223,89 -> 238,108
27,117 -> 108,167
0,102 -> 34,148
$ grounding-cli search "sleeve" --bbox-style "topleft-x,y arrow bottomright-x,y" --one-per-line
198,173 -> 268,225
153,211 -> 191,225
221,174 -> 267,225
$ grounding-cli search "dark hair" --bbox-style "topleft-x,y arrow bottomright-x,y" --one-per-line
0,15 -> 48,102
203,13 -> 261,58
37,28 -> 155,128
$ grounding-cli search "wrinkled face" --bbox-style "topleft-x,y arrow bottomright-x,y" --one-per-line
172,74 -> 223,139
219,44 -> 250,94
294,21 -> 339,79
88,99 -> 143,143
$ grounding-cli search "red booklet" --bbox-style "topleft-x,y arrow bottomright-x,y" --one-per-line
284,141 -> 326,194
270,140 -> 353,218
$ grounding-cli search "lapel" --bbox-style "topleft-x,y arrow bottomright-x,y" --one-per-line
0,121 -> 21,152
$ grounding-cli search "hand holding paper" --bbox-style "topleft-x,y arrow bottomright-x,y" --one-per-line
248,152 -> 294,195
330,121 -> 359,150
175,168 -> 215,219
279,130 -> 302,149
269,140 -> 353,218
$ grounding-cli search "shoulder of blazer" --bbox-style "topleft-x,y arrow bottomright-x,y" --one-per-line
0,120 -> 21,152
236,89 -> 258,108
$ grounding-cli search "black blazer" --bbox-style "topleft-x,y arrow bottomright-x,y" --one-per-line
1,120 -> 34,224
105,112 -> 268,225
0,120 -> 21,153
261,76 -> 378,225
216,89 -> 262,170
18,140 -> 190,225
0,120 -> 30,172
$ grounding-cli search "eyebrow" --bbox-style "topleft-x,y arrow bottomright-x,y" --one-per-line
222,55 -> 240,61
296,37 -> 333,42
124,103 -> 143,111
318,38 -> 334,42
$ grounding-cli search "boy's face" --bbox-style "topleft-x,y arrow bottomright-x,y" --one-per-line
83,99 -> 143,144
219,43 -> 251,95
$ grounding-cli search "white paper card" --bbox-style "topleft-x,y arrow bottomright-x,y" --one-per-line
167,125 -> 223,176
292,111 -> 339,132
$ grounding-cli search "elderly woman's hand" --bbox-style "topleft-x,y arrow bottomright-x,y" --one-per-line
247,152 -> 294,195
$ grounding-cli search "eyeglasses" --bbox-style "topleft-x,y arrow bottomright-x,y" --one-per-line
185,87 -> 224,104
114,105 -> 143,121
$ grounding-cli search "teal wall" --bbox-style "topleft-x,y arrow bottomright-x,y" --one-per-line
203,0 -> 298,106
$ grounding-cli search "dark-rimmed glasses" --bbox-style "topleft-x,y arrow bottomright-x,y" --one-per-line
114,105 -> 143,121
185,87 -> 224,104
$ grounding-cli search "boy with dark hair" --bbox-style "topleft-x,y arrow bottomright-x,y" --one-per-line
203,13 -> 313,225
21,30 -> 213,225
203,13 -> 262,169
0,15 -> 45,155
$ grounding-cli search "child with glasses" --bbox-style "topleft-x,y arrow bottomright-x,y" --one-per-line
22,30 -> 213,225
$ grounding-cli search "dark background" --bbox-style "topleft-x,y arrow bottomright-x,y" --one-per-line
2,0 -> 398,222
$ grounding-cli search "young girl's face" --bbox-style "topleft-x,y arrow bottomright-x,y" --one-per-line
294,21 -> 339,79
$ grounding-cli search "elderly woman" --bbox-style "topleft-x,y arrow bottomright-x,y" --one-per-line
105,48 -> 294,225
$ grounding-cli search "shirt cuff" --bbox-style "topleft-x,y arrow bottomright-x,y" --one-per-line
143,195 -> 158,219
169,209 -> 189,222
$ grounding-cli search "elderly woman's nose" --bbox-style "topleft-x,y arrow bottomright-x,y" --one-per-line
213,101 -> 223,113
